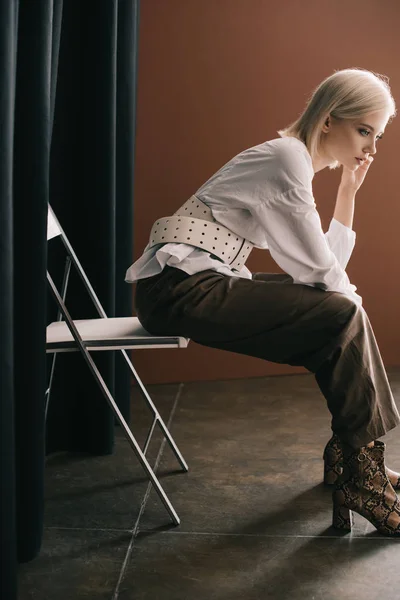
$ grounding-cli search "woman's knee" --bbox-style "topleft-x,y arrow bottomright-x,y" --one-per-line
332,292 -> 361,312
321,293 -> 365,339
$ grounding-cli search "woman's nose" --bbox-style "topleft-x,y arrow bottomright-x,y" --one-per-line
365,144 -> 377,156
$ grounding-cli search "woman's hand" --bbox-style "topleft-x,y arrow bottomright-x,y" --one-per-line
340,156 -> 374,193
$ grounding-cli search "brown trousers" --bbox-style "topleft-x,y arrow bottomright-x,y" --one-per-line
135,265 -> 400,448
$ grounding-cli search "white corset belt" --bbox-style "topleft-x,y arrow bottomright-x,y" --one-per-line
148,196 -> 254,271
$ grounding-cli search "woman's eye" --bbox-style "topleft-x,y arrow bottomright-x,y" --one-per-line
359,129 -> 382,141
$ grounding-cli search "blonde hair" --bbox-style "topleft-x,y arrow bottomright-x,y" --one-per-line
277,67 -> 397,170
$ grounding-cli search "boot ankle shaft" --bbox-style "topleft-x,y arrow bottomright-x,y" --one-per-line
340,439 -> 376,454
341,440 -> 385,466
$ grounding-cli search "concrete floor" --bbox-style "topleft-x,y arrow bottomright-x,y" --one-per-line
18,367 -> 400,599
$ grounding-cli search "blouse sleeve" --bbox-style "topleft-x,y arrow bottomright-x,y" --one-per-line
324,217 -> 356,270
251,186 -> 362,305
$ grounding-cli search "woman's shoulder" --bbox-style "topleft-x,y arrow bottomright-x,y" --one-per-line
257,136 -> 314,190
267,136 -> 311,167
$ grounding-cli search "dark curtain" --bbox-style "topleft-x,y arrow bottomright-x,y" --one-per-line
0,1 -> 140,598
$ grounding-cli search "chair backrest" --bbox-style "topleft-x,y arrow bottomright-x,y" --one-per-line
47,204 -> 107,319
47,205 -> 63,241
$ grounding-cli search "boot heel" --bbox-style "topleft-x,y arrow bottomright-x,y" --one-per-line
332,503 -> 353,531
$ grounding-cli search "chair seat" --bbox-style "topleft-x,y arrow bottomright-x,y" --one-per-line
46,316 -> 190,352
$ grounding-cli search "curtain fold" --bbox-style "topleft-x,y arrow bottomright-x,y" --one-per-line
1,2 -> 19,599
0,1 -> 139,597
115,0 -> 140,405
46,0 -> 120,455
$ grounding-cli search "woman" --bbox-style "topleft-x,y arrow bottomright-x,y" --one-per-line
126,68 -> 400,536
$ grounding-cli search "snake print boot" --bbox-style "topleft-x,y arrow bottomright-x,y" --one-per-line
323,433 -> 400,489
332,440 -> 400,536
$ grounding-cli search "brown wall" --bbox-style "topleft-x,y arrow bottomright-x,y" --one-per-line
130,0 -> 400,384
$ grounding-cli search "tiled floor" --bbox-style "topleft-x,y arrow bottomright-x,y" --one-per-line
18,367 -> 400,599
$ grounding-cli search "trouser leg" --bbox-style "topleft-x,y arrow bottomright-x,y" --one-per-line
313,306 -> 400,447
135,267 -> 400,448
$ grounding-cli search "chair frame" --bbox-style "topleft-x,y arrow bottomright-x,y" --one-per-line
46,205 -> 189,525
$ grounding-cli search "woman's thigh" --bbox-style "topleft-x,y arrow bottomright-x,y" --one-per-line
135,266 -> 359,372
136,267 -> 304,338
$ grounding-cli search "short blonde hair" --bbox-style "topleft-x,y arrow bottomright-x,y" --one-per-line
277,67 -> 397,170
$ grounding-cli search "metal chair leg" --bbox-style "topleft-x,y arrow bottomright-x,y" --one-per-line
121,349 -> 188,472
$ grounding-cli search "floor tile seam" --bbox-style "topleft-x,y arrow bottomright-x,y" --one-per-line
110,488 -> 151,598
44,525 -> 134,533
138,530 -> 399,541
111,530 -> 136,600
111,383 -> 185,600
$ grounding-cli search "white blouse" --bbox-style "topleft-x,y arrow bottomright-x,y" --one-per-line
125,136 -> 361,305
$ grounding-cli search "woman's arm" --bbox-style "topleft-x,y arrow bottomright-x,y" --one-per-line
251,186 -> 362,305
324,217 -> 356,271
333,184 -> 356,229
323,184 -> 357,271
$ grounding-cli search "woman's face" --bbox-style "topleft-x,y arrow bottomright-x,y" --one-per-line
317,108 -> 390,172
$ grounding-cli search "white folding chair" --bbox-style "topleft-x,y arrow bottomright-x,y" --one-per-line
46,204 -> 189,525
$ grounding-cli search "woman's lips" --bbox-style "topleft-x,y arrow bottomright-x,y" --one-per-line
356,157 -> 364,164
